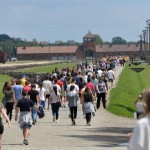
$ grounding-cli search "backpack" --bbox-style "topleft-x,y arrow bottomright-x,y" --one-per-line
37,105 -> 45,118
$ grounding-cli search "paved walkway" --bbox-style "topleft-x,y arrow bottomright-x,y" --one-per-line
2,65 -> 134,150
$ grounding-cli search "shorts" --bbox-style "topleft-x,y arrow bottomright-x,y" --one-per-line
21,123 -> 32,129
0,125 -> 4,134
41,100 -> 46,108
46,94 -> 50,100
108,78 -> 113,82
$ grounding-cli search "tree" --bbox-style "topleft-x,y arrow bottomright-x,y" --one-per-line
111,36 -> 127,45
0,34 -> 11,42
32,38 -> 38,44
0,46 -> 3,51
104,41 -> 111,45
94,34 -> 103,44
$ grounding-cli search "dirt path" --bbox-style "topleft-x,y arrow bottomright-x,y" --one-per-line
0,61 -> 58,67
2,65 -> 134,150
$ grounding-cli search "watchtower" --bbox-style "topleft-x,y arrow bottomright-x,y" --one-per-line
83,30 -> 96,59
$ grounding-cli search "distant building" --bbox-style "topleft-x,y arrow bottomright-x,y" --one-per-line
17,31 -> 141,61
67,40 -> 76,44
39,41 -> 49,45
55,41 -> 63,44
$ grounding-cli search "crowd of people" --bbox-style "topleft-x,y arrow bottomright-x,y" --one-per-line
2,55 -> 149,150
1,56 -> 123,146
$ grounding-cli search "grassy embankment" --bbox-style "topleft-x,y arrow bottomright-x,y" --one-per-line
0,62 -> 77,101
107,63 -> 150,118
17,62 -> 77,73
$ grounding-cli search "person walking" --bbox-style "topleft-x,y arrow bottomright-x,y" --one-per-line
15,90 -> 38,145
0,103 -> 11,150
129,88 -> 150,150
96,77 -> 107,109
66,85 -> 79,125
83,87 -> 95,126
28,83 -> 40,125
2,81 -> 10,107
107,68 -> 115,89
50,86 -> 61,123
37,82 -> 46,109
3,83 -> 16,121
12,79 -> 23,102
43,76 -> 52,110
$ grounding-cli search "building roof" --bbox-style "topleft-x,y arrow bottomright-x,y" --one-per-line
96,44 -> 140,52
17,46 -> 78,54
83,31 -> 95,39
17,44 -> 140,55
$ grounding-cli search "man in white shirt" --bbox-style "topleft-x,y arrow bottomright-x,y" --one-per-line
97,69 -> 103,78
107,68 -> 115,89
43,76 -> 52,109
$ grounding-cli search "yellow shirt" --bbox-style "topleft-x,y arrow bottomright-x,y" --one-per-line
20,78 -> 26,86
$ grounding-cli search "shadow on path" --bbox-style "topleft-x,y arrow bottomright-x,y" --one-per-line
2,143 -> 23,146
63,126 -> 132,147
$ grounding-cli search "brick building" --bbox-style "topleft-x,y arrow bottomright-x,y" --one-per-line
17,31 -> 140,60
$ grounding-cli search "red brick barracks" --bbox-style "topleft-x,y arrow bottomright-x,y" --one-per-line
17,31 -> 140,60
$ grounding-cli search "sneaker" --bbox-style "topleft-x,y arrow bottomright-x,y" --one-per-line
56,120 -> 59,123
23,139 -> 29,145
72,120 -> 76,126
73,120 -> 76,125
92,112 -> 95,117
53,116 -> 56,122
32,121 -> 35,125
86,122 -> 91,126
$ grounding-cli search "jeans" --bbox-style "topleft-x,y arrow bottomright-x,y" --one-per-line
51,102 -> 59,120
69,106 -> 77,122
31,106 -> 37,122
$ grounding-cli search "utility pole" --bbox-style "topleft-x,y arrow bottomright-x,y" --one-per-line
49,46 -> 50,61
145,27 -> 149,52
139,35 -> 143,58
143,30 -> 146,58
146,20 -> 150,60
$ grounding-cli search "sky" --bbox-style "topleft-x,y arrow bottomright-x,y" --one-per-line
0,0 -> 150,43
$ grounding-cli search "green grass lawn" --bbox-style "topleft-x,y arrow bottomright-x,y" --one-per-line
107,63 -> 150,118
0,74 -> 13,101
17,62 -> 78,73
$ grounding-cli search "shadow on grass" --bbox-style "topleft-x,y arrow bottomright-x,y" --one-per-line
110,104 -> 135,113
